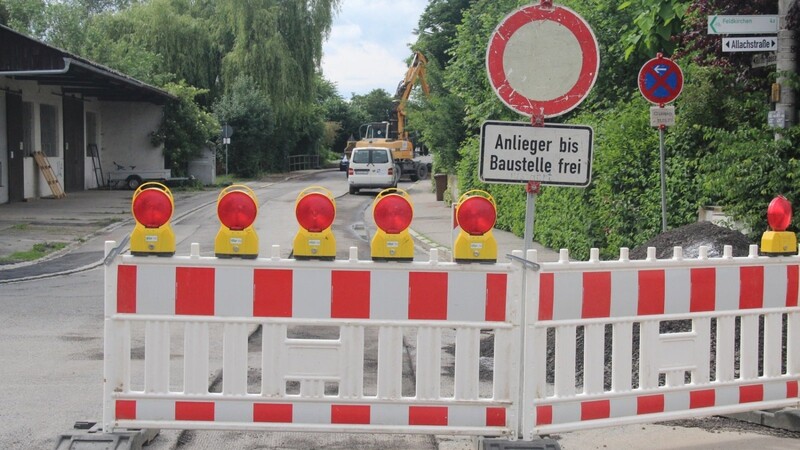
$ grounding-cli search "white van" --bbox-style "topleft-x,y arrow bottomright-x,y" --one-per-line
347,147 -> 399,195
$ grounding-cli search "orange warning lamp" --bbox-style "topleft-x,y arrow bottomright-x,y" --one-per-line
761,195 -> 797,256
371,188 -> 414,261
215,185 -> 259,258
130,182 -> 175,256
454,190 -> 498,263
293,186 -> 337,260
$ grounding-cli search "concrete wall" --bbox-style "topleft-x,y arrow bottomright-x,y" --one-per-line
99,102 -> 165,179
188,145 -> 216,185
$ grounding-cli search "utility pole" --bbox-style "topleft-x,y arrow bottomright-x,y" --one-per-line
777,0 -> 797,130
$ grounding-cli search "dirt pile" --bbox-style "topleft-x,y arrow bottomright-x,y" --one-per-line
629,221 -> 754,260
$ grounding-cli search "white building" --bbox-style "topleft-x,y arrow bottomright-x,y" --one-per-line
0,24 -> 174,203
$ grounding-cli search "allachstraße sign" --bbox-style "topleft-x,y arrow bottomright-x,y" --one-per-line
479,120 -> 593,187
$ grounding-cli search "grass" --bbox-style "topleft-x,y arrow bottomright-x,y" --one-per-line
0,242 -> 67,264
11,223 -> 29,231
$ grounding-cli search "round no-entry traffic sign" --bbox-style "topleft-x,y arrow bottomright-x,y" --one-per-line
638,56 -> 683,104
486,3 -> 599,118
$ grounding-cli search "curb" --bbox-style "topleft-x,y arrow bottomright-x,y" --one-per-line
723,408 -> 800,432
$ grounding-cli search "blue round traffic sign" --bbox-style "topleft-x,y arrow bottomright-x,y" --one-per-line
638,56 -> 683,104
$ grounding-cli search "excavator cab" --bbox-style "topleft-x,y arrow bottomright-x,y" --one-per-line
360,122 -> 391,141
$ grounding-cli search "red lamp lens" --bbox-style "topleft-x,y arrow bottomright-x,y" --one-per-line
457,196 -> 496,235
374,195 -> 413,234
132,189 -> 172,228
218,191 -> 257,230
767,196 -> 792,232
296,193 -> 335,232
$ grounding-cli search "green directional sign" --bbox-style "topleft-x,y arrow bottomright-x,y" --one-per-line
708,15 -> 778,35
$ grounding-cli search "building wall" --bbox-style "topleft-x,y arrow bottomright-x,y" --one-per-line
100,102 -> 165,179
1,76 -> 166,201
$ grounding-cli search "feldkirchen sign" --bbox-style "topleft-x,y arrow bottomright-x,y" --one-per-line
479,121 -> 593,187
707,15 -> 778,35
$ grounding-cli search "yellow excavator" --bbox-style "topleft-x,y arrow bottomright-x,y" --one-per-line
346,51 -> 431,181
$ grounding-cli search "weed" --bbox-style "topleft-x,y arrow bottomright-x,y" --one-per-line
0,242 -> 67,264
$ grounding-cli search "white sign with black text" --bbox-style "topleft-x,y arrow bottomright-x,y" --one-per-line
650,106 -> 676,127
479,121 -> 593,187
722,36 -> 777,52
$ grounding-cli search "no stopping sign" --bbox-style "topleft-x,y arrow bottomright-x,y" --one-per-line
486,3 -> 599,118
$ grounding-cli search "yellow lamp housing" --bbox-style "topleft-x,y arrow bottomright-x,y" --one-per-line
371,188 -> 414,261
293,186 -> 337,260
761,231 -> 797,256
453,190 -> 498,263
761,195 -> 798,256
130,182 -> 176,256
214,185 -> 259,259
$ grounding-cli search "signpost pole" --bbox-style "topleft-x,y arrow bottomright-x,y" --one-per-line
658,123 -> 667,232
225,122 -> 229,175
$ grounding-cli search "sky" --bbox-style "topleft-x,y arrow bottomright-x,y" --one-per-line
321,0 -> 429,99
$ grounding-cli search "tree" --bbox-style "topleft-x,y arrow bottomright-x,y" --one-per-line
349,89 -> 395,123
151,81 -> 218,176
213,75 -> 275,177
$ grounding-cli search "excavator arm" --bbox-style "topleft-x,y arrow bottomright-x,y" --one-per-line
392,51 -> 429,141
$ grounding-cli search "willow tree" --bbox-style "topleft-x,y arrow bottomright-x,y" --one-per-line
83,0 -> 223,95
218,0 -> 338,103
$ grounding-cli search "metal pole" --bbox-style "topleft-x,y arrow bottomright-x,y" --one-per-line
659,125 -> 667,232
225,144 -> 229,175
524,191 -> 535,253
777,0 -> 797,135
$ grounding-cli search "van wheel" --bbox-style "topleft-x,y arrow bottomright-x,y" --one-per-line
126,175 -> 143,190
349,186 -> 358,195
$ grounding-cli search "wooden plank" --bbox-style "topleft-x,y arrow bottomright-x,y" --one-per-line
33,151 -> 66,198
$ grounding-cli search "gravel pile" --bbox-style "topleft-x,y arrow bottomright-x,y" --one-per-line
629,221 -> 753,260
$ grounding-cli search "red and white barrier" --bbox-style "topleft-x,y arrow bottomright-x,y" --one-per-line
521,245 -> 800,438
103,244 -> 523,437
102,242 -> 800,443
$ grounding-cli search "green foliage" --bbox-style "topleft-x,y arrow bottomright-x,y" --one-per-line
407,61 -> 465,173
349,89 -> 395,123
699,125 -> 800,237
151,81 -> 218,176
317,77 -> 367,153
213,75 -> 274,177
619,0 -> 690,59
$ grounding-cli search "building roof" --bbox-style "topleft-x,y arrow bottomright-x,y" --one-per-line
0,24 -> 174,104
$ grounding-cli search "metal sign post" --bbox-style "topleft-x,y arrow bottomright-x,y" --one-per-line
658,124 -> 667,233
221,123 -> 234,175
638,54 -> 683,232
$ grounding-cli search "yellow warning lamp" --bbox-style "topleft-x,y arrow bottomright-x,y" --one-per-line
371,188 -> 414,261
214,185 -> 259,258
293,186 -> 337,260
130,182 -> 176,256
454,190 -> 498,263
761,195 -> 797,256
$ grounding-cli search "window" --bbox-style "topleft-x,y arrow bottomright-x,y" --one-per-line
40,104 -> 58,157
86,112 -> 98,157
352,150 -> 371,164
372,150 -> 390,164
22,102 -> 33,157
